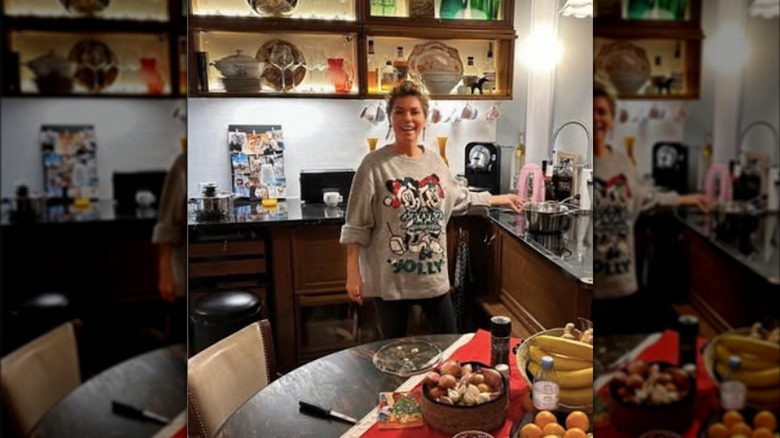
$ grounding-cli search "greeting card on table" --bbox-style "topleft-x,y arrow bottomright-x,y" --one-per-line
377,391 -> 423,429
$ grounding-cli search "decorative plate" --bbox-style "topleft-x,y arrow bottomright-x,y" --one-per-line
373,339 -> 442,377
255,39 -> 307,92
407,41 -> 464,79
68,39 -> 119,92
594,40 -> 651,77
248,0 -> 298,16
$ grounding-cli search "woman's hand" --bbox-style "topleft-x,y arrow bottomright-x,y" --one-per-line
346,271 -> 364,305
158,244 -> 176,303
490,194 -> 525,213
679,193 -> 711,213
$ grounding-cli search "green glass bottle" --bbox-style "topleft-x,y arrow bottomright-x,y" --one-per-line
440,0 -> 463,19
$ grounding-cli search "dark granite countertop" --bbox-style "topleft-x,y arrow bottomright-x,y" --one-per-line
675,208 -> 779,285
488,208 -> 594,287
1,199 -> 158,226
187,198 -> 344,229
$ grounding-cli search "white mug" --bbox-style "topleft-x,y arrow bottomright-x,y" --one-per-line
135,190 -> 156,207
323,191 -> 343,207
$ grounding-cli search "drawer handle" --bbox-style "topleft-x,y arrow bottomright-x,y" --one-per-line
484,233 -> 496,246
222,240 -> 228,252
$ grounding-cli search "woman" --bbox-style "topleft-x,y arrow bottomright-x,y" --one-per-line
592,79 -> 709,334
340,80 -> 524,339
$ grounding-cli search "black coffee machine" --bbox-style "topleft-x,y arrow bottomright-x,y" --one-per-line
465,142 -> 501,194
652,142 -> 688,193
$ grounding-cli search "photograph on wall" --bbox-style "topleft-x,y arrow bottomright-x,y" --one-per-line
40,124 -> 99,199
227,125 -> 287,200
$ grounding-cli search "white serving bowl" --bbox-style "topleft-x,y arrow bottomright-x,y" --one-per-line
421,71 -> 461,95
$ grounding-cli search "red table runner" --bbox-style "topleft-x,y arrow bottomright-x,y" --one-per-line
357,329 -> 530,438
594,329 -> 719,438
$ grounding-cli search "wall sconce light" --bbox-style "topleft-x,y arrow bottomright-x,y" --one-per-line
749,0 -> 779,18
560,0 -> 593,18
520,26 -> 563,72
704,22 -> 751,74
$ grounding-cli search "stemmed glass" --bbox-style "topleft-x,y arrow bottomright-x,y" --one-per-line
269,44 -> 294,92
305,46 -> 328,92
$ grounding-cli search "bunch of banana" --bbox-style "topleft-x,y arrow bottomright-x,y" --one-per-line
713,325 -> 780,407
525,329 -> 594,407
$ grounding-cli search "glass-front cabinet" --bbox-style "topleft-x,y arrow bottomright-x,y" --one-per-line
188,0 -> 516,99
594,0 -> 703,100
1,0 -> 186,97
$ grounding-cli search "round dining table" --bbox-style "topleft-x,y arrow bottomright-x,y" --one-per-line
216,334 -> 462,438
29,343 -> 187,438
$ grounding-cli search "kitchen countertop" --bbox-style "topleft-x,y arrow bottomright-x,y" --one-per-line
188,199 -> 594,285
1,199 -> 158,226
488,208 -> 594,287
675,208 -> 780,285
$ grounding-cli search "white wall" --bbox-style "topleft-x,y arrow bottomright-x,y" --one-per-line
187,98 -> 497,197
1,98 -> 186,199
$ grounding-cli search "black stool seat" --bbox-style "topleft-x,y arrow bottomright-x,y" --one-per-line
19,292 -> 70,309
190,291 -> 261,355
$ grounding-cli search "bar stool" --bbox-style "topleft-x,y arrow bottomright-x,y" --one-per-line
190,291 -> 261,356
5,292 -> 74,354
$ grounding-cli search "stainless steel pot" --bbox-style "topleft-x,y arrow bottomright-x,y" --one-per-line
192,193 -> 235,221
523,201 -> 572,234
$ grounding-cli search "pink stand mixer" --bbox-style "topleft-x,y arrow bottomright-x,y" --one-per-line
516,163 -> 545,202
704,162 -> 733,204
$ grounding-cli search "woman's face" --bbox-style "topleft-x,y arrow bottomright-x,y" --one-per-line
390,96 -> 426,143
594,95 -> 613,147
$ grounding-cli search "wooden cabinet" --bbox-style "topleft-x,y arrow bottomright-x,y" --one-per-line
1,0 -> 186,97
594,0 -> 703,100
187,228 -> 270,321
492,226 -> 591,336
187,0 -> 515,99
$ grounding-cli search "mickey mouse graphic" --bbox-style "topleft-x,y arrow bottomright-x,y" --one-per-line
383,175 -> 445,260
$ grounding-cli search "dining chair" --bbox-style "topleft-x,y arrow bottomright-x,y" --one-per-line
1,319 -> 82,437
187,319 -> 277,438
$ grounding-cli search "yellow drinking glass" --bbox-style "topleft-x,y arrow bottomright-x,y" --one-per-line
437,136 -> 448,166
367,137 -> 378,152
624,136 -> 636,165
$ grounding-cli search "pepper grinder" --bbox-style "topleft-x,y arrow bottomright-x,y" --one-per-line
490,316 -> 511,367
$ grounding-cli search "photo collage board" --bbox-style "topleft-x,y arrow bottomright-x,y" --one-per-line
40,124 -> 99,199
228,124 -> 287,200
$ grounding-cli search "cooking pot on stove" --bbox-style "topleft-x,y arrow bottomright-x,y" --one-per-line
192,183 -> 236,221
523,201 -> 573,234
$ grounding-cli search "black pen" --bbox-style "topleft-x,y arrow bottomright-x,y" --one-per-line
112,401 -> 171,425
299,400 -> 357,424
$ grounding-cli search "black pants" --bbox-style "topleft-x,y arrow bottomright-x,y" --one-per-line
373,294 -> 458,340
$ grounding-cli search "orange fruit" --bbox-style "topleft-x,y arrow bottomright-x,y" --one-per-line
534,410 -> 558,429
752,427 -> 774,438
520,423 -> 544,438
724,410 -> 746,429
542,422 -> 566,437
753,411 -> 777,432
707,422 -> 729,438
521,392 -> 534,412
565,411 -> 590,431
563,427 -> 587,438
731,421 -> 753,437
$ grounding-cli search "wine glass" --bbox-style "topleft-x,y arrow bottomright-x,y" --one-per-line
305,46 -> 328,92
269,44 -> 294,91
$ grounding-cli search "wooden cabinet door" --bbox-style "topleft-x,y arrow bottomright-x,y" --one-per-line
291,225 -> 348,294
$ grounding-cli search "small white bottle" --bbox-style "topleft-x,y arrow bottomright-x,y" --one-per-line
720,355 -> 746,410
532,355 -> 559,411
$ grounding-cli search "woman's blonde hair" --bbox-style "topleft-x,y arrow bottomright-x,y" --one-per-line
386,80 -> 430,121
594,78 -> 617,116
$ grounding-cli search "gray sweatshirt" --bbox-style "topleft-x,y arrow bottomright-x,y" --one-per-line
593,146 -> 679,299
340,145 -> 491,301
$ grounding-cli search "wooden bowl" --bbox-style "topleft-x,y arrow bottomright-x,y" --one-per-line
421,362 -> 508,435
608,361 -> 695,435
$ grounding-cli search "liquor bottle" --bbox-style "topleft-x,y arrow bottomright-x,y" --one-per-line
440,0 -> 464,19
392,46 -> 408,84
542,160 -> 555,201
463,56 -> 478,94
381,60 -> 396,92
482,42 -> 496,94
670,41 -> 683,94
720,355 -> 746,410
532,356 -> 559,411
555,159 -> 573,202
367,39 -> 379,93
